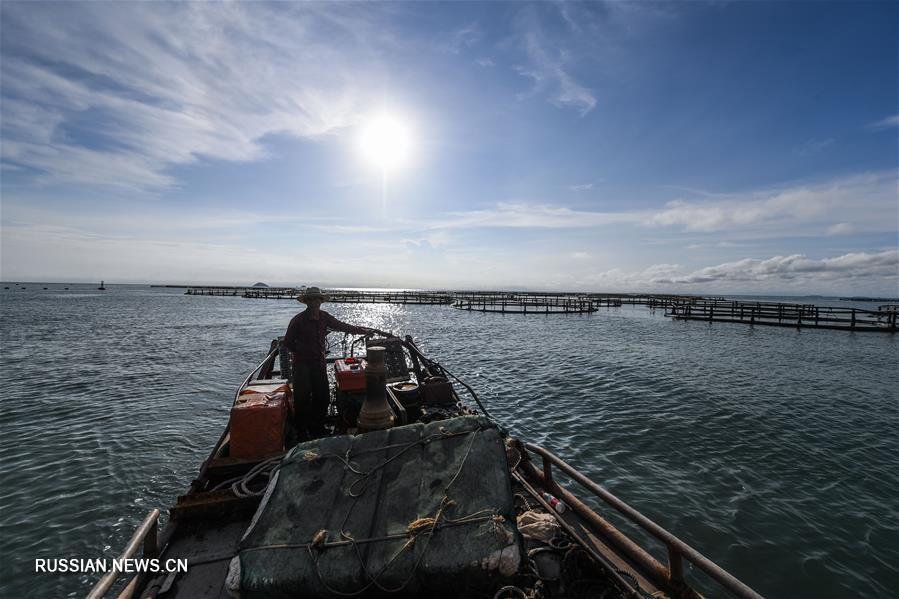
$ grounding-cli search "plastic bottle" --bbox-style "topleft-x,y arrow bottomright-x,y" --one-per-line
542,492 -> 567,513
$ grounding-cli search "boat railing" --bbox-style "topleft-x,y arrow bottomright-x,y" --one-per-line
523,443 -> 764,599
85,509 -> 160,599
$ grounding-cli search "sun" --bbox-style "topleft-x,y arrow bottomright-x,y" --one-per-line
358,113 -> 412,171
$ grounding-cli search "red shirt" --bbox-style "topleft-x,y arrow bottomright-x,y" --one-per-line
283,309 -> 368,364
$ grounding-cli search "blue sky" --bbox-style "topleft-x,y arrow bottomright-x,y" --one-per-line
1,1 -> 896,294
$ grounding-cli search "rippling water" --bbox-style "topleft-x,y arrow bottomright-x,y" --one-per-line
1,285 -> 896,598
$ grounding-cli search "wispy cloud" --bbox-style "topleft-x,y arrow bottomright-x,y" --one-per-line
0,3 -> 388,189
2,202 -> 294,235
440,202 -> 636,229
513,10 -> 596,117
646,172 -> 897,234
412,171 -> 897,237
0,223 -> 310,283
568,183 -> 595,192
867,114 -> 899,130
443,22 -> 482,55
793,137 -> 835,157
554,0 -> 583,33
826,223 -> 856,236
685,241 -> 746,250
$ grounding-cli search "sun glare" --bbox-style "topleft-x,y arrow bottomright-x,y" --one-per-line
359,114 -> 412,171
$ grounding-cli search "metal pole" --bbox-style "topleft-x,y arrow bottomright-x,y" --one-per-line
86,509 -> 161,599
524,444 -> 764,599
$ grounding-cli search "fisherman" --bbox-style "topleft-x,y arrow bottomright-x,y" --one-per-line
283,286 -> 389,439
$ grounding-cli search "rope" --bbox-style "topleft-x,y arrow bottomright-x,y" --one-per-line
239,514 -> 497,554
282,427 -> 479,498
210,455 -> 282,498
613,569 -> 656,599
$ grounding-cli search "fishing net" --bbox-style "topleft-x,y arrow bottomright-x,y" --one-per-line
235,415 -> 521,598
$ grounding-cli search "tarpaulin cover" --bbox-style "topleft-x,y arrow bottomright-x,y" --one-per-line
237,415 -> 520,598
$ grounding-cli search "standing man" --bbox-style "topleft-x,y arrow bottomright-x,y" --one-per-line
283,287 -> 389,439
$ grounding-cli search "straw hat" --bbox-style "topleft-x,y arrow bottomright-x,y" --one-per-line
298,286 -> 329,303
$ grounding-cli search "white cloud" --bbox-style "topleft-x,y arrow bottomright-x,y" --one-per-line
568,183 -> 595,191
651,249 -> 899,287
868,114 -> 899,130
0,3 -> 387,189
440,202 -> 637,229
685,241 -> 744,250
579,250 -> 898,294
420,171 -> 896,237
580,263 -> 682,291
646,172 -> 897,234
0,220 -> 447,287
827,223 -> 856,236
0,223 -> 306,283
514,20 -> 596,116
4,216 -> 897,295
443,23 -> 481,54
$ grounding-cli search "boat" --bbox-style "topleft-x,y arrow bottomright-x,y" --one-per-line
87,334 -> 764,599
98,281 -> 107,291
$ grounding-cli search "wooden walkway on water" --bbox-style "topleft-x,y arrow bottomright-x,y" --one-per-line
324,290 -> 452,304
666,299 -> 898,332
185,286 -> 255,296
452,298 -> 600,314
239,288 -> 453,304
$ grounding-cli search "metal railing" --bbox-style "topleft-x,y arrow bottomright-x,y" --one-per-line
524,443 -> 764,599
85,509 -> 160,599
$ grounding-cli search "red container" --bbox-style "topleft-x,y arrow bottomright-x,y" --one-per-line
334,357 -> 367,392
230,391 -> 287,459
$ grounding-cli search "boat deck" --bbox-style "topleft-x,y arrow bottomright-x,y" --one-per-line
126,472 -> 670,599
141,517 -> 249,598
94,337 -> 762,599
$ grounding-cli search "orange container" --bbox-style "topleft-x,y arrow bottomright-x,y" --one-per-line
334,358 -> 367,392
230,391 -> 288,459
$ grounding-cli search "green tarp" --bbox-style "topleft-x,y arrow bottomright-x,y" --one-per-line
237,415 -> 521,598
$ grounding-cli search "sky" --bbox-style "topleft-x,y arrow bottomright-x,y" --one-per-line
0,1 -> 897,295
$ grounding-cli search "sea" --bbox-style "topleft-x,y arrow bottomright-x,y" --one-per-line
0,284 -> 896,598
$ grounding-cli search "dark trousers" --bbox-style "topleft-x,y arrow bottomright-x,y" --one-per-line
292,360 -> 330,436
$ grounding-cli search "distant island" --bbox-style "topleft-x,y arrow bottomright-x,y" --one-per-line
252,282 -> 269,288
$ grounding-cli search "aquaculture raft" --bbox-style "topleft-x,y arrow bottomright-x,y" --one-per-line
185,286 -> 710,308
323,290 -> 453,304
666,299 -> 898,332
452,298 -> 599,314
